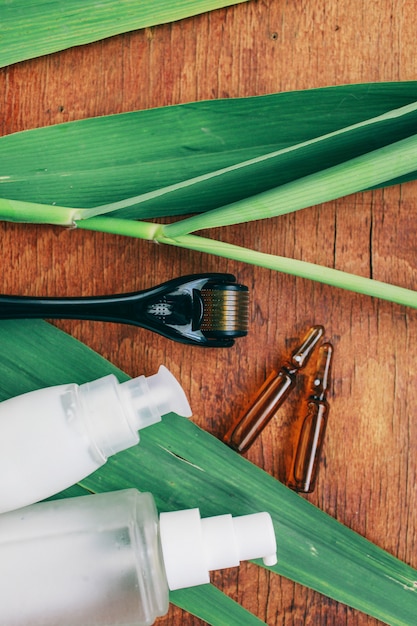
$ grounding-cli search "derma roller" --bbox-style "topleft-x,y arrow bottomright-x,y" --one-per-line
0,273 -> 249,347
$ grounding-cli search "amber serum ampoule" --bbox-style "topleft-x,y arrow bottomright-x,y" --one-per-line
223,325 -> 324,454
287,342 -> 333,493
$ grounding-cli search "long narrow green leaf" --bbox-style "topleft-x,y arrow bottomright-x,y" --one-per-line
0,318 -> 416,625
74,100 -> 417,225
3,122 -> 417,230
162,132 -> 417,237
0,0 -> 249,68
2,82 -> 412,311
1,83 -> 417,222
171,586 -> 266,626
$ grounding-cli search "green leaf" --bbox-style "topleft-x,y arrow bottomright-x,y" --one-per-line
1,318 -> 416,626
1,82 -> 417,222
0,0 -> 249,69
2,83 -> 417,311
162,131 -> 417,237
171,586 -> 266,626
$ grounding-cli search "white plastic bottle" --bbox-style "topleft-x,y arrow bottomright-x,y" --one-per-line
0,366 -> 191,513
0,488 -> 277,626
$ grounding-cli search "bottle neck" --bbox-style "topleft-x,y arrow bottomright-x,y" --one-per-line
79,366 -> 191,459
79,375 -> 138,458
119,366 -> 192,430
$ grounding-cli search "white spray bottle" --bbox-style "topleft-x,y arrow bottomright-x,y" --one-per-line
0,488 -> 277,626
0,366 -> 191,513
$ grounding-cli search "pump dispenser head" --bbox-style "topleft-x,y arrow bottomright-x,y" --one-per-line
79,366 -> 191,460
159,508 -> 277,590
120,365 -> 192,430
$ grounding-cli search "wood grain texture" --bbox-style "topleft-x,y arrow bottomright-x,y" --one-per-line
1,1 -> 417,624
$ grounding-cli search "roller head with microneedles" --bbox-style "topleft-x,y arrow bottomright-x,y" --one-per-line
198,282 -> 249,340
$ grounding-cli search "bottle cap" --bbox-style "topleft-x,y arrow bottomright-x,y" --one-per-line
120,365 -> 192,430
159,508 -> 277,590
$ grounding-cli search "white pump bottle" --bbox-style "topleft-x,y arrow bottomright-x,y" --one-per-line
0,366 -> 191,513
0,488 -> 277,626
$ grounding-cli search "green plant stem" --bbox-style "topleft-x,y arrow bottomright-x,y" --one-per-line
76,216 -> 162,239
0,198 -> 83,226
76,216 -> 417,309
161,133 -> 417,237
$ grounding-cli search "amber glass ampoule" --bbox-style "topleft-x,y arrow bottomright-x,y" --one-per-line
223,325 -> 324,454
286,342 -> 333,493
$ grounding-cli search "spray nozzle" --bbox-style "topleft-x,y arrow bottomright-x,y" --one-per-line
159,507 -> 277,590
120,365 -> 192,431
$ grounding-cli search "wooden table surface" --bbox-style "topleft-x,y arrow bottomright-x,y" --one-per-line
1,1 -> 417,625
